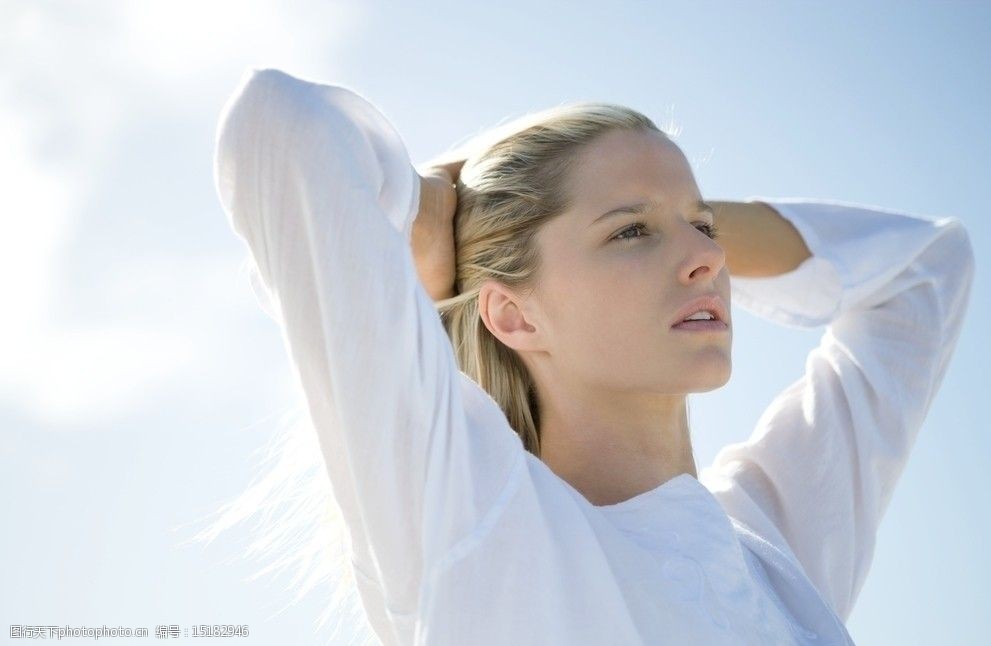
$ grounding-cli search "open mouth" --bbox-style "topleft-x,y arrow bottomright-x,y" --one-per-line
670,294 -> 729,330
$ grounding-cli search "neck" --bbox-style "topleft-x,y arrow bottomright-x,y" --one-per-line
536,389 -> 697,507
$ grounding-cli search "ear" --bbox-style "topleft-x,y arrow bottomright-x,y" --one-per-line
478,279 -> 545,353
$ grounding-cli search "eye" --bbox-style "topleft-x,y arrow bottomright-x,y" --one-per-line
610,221 -> 720,242
696,222 -> 720,240
611,221 -> 649,242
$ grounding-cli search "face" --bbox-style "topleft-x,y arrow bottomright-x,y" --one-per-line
514,128 -> 732,395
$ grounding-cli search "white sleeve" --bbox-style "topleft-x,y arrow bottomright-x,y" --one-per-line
213,67 -> 524,618
700,197 -> 975,622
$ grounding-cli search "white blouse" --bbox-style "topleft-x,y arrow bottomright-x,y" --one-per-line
213,67 -> 975,645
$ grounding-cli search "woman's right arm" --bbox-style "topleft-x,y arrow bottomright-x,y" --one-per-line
214,68 -> 524,619
411,170 -> 459,301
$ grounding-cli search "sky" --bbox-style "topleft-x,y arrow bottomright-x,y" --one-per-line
2,0 -> 988,644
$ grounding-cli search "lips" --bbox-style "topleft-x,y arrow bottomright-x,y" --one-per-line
670,293 -> 729,328
671,319 -> 728,332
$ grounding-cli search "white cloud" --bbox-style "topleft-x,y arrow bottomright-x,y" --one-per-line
0,1 -> 365,430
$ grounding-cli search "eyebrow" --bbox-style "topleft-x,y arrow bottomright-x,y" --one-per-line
589,198 -> 715,228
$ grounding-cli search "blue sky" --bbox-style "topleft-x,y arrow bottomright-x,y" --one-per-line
2,1 -> 988,644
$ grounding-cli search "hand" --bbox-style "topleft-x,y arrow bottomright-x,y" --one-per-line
412,159 -> 464,301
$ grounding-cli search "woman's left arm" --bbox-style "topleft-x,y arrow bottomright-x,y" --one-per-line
709,200 -> 812,278
700,197 -> 975,622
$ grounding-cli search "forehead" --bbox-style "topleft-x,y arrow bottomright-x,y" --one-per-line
565,128 -> 699,209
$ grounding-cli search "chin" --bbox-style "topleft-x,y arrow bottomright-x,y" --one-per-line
686,359 -> 732,392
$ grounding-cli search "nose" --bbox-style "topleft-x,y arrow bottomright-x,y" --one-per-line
680,224 -> 726,283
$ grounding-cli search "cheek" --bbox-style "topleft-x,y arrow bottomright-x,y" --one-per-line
540,245 -> 670,338
561,268 -> 663,358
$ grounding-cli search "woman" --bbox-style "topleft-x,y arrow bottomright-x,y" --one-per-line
212,67 -> 974,645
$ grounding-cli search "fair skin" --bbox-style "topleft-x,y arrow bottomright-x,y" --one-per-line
413,129 -> 812,508
412,167 -> 459,301
478,129 -> 731,507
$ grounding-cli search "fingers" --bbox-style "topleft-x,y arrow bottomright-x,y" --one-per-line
436,159 -> 466,184
421,166 -> 455,186
417,151 -> 468,185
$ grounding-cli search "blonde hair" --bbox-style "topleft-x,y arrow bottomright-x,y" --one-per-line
432,100 -> 665,457
184,100 -> 667,644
